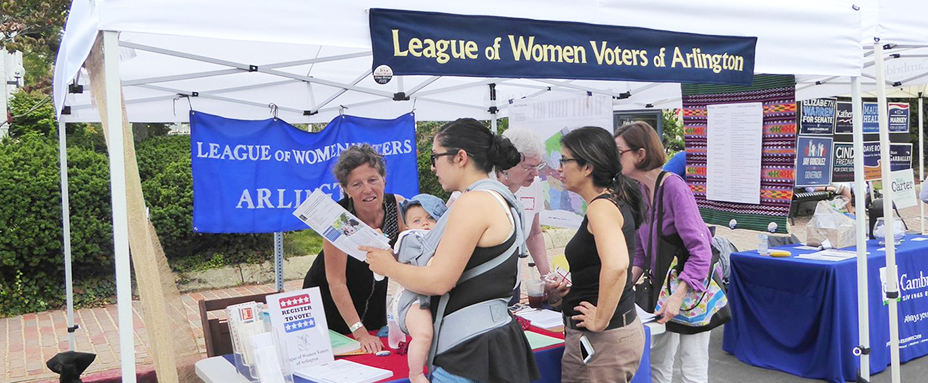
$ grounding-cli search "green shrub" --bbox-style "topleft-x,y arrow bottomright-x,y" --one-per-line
0,132 -> 114,316
8,90 -> 56,138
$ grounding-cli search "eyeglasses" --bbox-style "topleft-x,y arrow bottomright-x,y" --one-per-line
617,147 -> 634,156
558,157 -> 581,166
521,162 -> 546,172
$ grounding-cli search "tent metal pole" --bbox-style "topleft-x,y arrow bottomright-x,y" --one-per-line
851,76 -> 870,382
57,119 -> 76,351
489,83 -> 498,133
274,232 -> 284,292
102,30 -> 137,383
919,93 -> 924,234
874,40 -> 902,383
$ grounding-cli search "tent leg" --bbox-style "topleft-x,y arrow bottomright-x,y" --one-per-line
58,119 -> 77,350
919,94 -> 924,234
874,40 -> 902,383
274,232 -> 284,292
102,30 -> 137,383
851,76 -> 870,383
489,83 -> 499,133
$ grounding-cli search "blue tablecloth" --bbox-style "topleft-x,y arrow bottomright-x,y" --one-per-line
723,234 -> 928,383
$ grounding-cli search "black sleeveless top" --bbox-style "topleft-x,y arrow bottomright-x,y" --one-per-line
302,193 -> 399,334
563,195 -> 637,330
429,231 -> 540,383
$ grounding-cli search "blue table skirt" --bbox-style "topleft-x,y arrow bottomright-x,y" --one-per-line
723,234 -> 928,383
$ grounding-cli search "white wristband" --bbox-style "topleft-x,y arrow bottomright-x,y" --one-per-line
349,321 -> 364,333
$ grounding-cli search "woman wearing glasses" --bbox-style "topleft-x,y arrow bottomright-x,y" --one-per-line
302,144 -> 406,354
365,118 -> 539,383
547,126 -> 645,383
615,121 -> 713,383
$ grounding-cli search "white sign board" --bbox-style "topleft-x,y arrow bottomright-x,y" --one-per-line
890,169 -> 918,208
509,94 -> 614,228
266,287 -> 334,371
707,102 -> 763,205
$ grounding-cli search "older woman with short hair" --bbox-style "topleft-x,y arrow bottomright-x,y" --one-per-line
303,144 -> 405,353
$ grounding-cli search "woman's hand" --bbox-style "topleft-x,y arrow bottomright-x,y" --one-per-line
572,301 -> 606,332
353,330 -> 383,353
360,246 -> 396,276
544,278 -> 571,303
655,292 -> 684,324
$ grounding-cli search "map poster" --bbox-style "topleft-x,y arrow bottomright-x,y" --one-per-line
509,94 -> 614,228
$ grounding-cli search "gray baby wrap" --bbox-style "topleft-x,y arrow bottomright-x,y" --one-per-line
387,178 -> 527,373
391,229 -> 435,335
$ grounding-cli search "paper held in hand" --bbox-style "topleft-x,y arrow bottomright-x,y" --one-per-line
293,189 -> 391,261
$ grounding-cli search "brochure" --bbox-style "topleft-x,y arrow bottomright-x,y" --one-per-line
293,189 -> 391,261
266,287 -> 334,371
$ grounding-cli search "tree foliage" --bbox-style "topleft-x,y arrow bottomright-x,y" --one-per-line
0,0 -> 70,60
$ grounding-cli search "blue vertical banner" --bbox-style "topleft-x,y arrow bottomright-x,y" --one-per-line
191,111 -> 418,233
795,136 -> 834,187
369,8 -> 757,85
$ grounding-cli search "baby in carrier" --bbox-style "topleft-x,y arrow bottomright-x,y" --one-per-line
392,194 -> 446,383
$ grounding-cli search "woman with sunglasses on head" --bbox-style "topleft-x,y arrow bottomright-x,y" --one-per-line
302,144 -> 406,354
615,121 -> 713,383
547,126 -> 646,383
364,118 -> 539,383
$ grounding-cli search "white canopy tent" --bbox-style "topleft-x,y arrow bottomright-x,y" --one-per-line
51,1 -> 866,382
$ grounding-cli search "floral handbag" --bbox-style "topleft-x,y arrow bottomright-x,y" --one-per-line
654,256 -> 730,333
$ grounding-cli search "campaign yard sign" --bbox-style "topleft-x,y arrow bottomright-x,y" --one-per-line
863,102 -> 880,133
889,103 -> 910,133
796,136 -> 833,187
799,98 -> 836,135
832,143 -> 855,182
863,142 -> 913,181
834,101 -> 853,134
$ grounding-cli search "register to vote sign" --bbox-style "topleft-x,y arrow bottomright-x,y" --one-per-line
267,288 -> 334,370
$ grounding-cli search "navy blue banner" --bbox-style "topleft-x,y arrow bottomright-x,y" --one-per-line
370,9 -> 757,85
191,112 -> 418,233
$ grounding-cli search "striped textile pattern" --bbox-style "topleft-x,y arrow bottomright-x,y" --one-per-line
681,75 -> 796,233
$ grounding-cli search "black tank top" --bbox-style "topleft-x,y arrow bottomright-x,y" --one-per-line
429,233 -> 540,383
563,195 -> 637,329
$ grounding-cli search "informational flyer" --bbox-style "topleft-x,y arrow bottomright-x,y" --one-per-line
292,189 -> 391,261
707,102 -> 763,204
795,136 -> 834,187
799,98 -> 836,135
266,287 -> 334,371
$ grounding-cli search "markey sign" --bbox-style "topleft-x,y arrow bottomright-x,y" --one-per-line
370,9 -> 757,85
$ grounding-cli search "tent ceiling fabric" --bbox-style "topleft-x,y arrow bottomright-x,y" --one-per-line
55,0 -> 864,123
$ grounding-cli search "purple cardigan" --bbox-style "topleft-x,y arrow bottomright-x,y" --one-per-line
634,174 -> 712,292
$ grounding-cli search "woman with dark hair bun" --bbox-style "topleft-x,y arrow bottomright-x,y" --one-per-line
547,126 -> 645,383
364,118 -> 539,383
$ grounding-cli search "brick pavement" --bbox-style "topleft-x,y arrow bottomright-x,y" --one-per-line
1,279 -> 303,383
